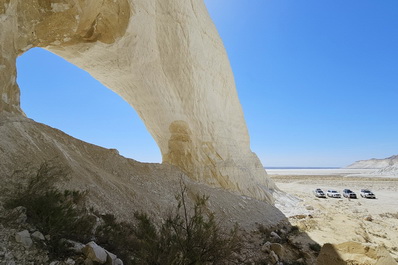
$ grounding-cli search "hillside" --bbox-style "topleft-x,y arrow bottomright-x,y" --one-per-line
0,112 -> 285,229
346,155 -> 398,169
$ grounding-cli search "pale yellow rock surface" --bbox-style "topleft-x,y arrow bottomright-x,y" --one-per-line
0,0 -> 276,201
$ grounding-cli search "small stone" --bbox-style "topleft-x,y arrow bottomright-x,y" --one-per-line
269,250 -> 279,264
15,230 -> 33,249
31,231 -> 45,241
270,243 -> 284,259
261,241 -> 271,253
7,261 -> 16,265
65,258 -> 75,265
45,235 -> 51,241
364,215 -> 373,222
305,205 -> 314,210
49,261 -> 59,265
115,259 -> 123,265
84,258 -> 94,265
270,231 -> 281,239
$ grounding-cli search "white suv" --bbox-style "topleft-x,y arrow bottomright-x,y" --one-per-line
327,189 -> 341,198
360,189 -> 376,199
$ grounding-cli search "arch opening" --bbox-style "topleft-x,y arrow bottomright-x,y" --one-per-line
16,47 -> 162,163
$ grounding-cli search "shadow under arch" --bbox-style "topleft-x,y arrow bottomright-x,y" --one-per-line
17,47 -> 162,163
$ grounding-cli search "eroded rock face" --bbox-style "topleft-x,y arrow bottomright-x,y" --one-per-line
0,0 -> 276,201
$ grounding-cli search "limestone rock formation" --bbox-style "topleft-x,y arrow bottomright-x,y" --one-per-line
0,0 -> 276,201
346,155 -> 398,169
346,155 -> 398,176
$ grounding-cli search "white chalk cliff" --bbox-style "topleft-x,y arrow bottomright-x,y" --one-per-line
346,155 -> 398,176
346,155 -> 398,169
0,0 -> 276,201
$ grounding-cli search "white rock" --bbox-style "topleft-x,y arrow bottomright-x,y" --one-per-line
105,250 -> 117,265
15,230 -> 33,248
270,231 -> 281,239
31,231 -> 45,241
65,258 -> 75,265
82,241 -> 107,264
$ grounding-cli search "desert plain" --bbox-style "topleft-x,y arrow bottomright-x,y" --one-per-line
270,168 -> 398,264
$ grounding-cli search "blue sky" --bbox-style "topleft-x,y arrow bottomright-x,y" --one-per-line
17,0 -> 398,167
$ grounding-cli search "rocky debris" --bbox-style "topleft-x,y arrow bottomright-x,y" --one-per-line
0,205 -> 125,265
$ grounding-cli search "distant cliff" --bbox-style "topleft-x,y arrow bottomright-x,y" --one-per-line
346,155 -> 398,176
346,155 -> 398,169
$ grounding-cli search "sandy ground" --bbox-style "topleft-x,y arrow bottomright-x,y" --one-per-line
270,169 -> 398,262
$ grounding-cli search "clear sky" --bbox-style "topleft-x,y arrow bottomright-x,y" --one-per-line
17,0 -> 398,168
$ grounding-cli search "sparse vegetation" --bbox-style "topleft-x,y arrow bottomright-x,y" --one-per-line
3,162 -> 94,257
3,163 -> 243,264
97,182 -> 243,265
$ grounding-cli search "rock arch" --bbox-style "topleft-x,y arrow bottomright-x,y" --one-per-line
0,0 -> 276,202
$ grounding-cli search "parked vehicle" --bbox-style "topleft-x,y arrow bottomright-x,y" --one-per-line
342,189 -> 357,199
327,189 -> 341,198
360,189 -> 376,199
313,188 -> 326,198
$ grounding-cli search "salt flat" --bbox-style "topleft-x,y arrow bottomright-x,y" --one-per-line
267,168 -> 377,176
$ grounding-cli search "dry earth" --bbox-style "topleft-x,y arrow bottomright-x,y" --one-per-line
270,170 -> 398,264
